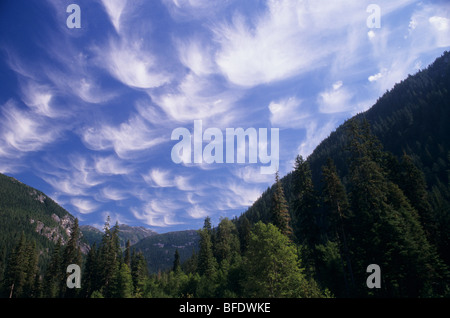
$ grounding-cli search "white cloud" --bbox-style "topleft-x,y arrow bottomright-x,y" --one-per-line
71,198 -> 99,214
151,72 -> 242,122
100,0 -> 128,33
143,168 -> 174,188
187,204 -> 209,219
20,81 -> 57,118
177,38 -> 216,76
131,199 -> 182,227
368,71 -> 384,82
297,118 -> 338,159
38,154 -> 104,197
0,100 -> 61,157
99,38 -> 171,89
94,155 -> 131,175
81,115 -> 166,159
318,81 -> 354,114
268,97 -> 308,128
143,168 -> 197,191
212,1 -> 373,87
99,186 -> 128,201
232,165 -> 274,184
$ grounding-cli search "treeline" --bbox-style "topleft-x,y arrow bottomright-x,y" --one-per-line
0,217 -> 148,298
0,173 -> 71,284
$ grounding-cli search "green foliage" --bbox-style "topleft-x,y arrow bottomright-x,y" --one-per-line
271,172 -> 293,239
244,222 -> 322,298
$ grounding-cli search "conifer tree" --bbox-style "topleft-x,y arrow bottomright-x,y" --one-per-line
110,263 -> 134,298
244,222 -> 322,298
173,249 -> 181,273
214,217 -> 241,266
81,243 -> 99,298
43,238 -> 62,298
345,118 -> 447,296
124,240 -> 131,268
197,217 -> 218,278
397,153 -> 438,241
4,233 -> 28,298
61,218 -> 82,297
271,171 -> 293,239
23,240 -> 39,298
238,215 -> 251,253
321,158 -> 354,293
130,250 -> 148,296
291,155 -> 319,276
98,217 -> 122,297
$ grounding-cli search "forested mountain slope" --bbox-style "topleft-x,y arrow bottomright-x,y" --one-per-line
0,173 -> 80,284
238,51 -> 450,297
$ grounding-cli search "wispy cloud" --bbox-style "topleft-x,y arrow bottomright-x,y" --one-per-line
0,100 -> 62,157
98,37 -> 172,89
131,199 -> 183,227
71,197 -> 100,214
318,81 -> 354,114
81,114 -> 166,159
268,97 -> 308,128
94,155 -> 132,175
98,186 -> 129,201
100,0 -> 128,33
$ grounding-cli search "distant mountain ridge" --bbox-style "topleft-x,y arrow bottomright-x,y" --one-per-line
0,172 -> 197,279
79,224 -> 157,248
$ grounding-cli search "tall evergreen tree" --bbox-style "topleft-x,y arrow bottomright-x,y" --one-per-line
345,118 -> 448,296
43,238 -> 62,298
397,153 -> 438,242
214,217 -> 241,266
130,250 -> 148,296
291,155 -> 320,276
60,218 -> 82,297
124,240 -> 131,268
321,158 -> 354,294
3,233 -> 40,298
237,215 -> 252,253
271,171 -> 293,239
98,217 -> 122,297
173,249 -> 181,273
81,243 -> 100,298
244,222 -> 323,298
197,217 -> 218,278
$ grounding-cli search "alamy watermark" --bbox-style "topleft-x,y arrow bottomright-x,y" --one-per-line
171,120 -> 279,175
366,4 -> 381,29
66,264 -> 81,289
66,4 -> 81,29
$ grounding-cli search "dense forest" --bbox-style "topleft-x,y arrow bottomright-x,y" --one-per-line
1,51 -> 450,298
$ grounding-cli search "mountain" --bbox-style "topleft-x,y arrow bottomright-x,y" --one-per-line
236,51 -> 450,297
132,230 -> 200,274
242,50 -> 450,225
79,224 -> 157,248
0,173 -> 85,282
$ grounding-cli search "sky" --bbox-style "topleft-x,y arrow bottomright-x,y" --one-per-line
0,0 -> 449,233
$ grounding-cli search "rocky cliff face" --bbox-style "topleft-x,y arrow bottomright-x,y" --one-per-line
30,212 -> 89,254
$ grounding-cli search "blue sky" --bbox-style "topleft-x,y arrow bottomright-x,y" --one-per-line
0,0 -> 449,232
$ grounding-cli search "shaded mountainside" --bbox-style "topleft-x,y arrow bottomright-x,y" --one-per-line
0,171 -> 174,284
236,51 -> 450,297
0,173 -> 83,281
80,224 -> 157,248
243,50 -> 450,226
132,230 -> 200,274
